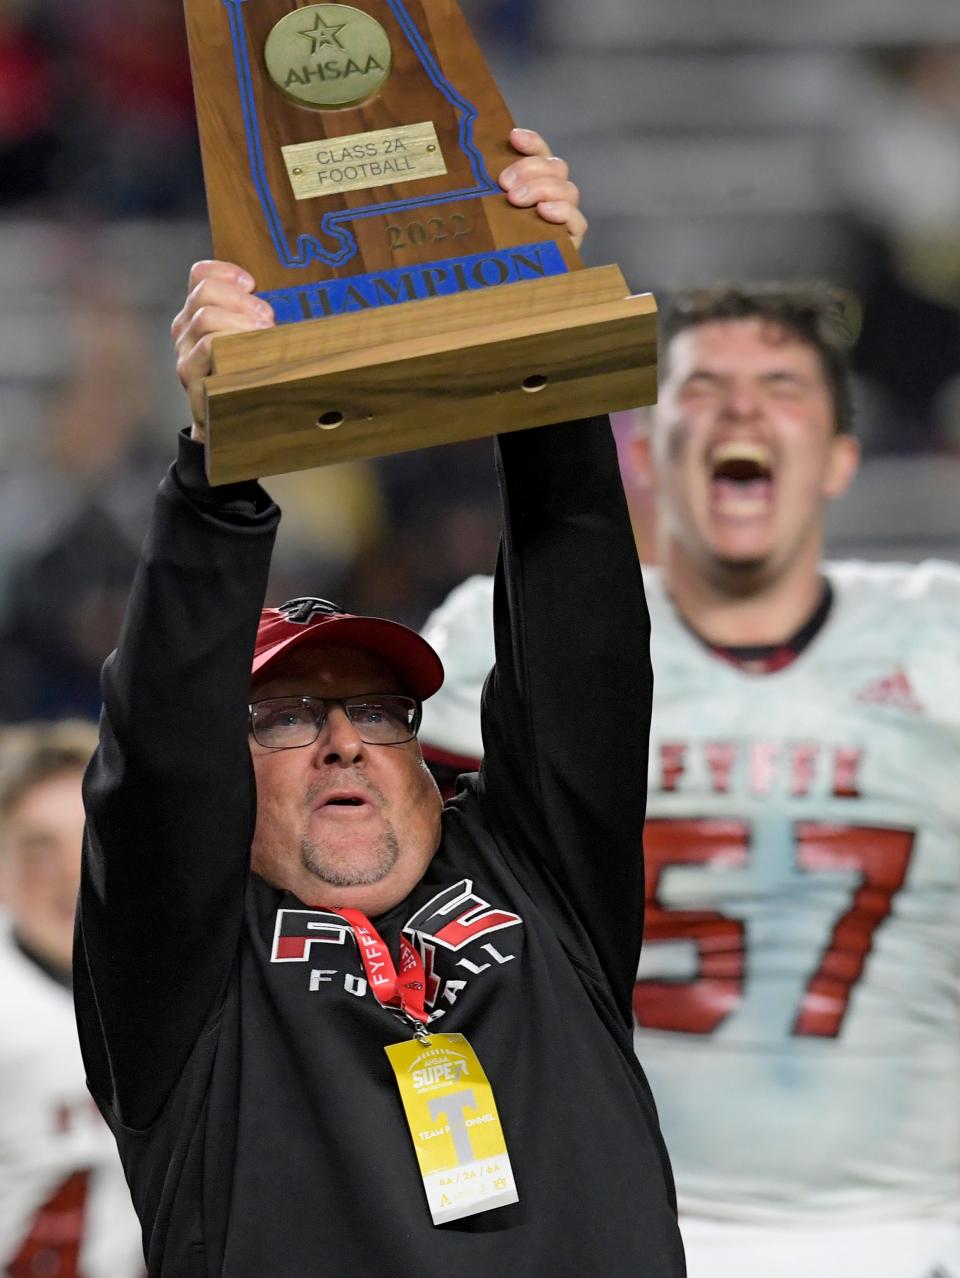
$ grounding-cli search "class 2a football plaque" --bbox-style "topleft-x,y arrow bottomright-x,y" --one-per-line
183,0 -> 658,482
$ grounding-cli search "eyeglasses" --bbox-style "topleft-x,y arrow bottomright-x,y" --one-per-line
249,694 -> 421,750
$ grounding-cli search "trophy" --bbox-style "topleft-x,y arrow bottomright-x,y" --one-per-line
183,0 -> 657,482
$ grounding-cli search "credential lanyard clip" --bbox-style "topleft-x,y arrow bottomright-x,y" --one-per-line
322,905 -> 431,1041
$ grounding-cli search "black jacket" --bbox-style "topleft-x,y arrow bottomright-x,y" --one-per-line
75,418 -> 684,1276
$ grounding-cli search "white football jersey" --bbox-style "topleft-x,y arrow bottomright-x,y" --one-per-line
637,561 -> 960,1225
0,929 -> 144,1275
418,563 -> 960,1232
420,574 -> 495,762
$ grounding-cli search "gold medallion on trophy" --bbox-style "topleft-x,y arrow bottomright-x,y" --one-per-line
264,4 -> 393,109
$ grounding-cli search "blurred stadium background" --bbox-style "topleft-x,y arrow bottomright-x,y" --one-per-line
0,0 -> 958,721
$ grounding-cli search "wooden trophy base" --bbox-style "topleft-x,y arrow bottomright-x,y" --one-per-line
204,266 -> 656,483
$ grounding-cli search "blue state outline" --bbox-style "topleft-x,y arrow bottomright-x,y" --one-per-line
224,0 -> 499,268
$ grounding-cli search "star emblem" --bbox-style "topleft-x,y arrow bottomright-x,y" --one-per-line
298,11 -> 348,54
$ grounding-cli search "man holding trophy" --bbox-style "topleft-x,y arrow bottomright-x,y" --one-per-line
74,1 -> 681,1271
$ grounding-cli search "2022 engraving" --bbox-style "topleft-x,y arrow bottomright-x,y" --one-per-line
387,214 -> 471,251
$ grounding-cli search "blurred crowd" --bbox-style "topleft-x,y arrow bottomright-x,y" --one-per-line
0,0 -> 959,724
0,0 -> 202,216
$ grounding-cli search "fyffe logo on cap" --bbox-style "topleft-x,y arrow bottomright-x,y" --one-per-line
278,597 -> 344,625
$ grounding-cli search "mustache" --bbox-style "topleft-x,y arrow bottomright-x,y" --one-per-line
307,774 -> 385,808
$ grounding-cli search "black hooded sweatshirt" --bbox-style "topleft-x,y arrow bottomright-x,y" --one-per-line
75,416 -> 684,1277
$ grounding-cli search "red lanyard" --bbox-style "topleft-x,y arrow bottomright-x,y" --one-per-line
323,906 -> 429,1029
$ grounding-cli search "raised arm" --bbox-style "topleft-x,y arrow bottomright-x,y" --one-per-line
478,413 -> 653,1020
76,264 -> 280,1129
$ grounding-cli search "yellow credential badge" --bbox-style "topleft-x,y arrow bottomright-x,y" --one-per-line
384,1033 -> 519,1225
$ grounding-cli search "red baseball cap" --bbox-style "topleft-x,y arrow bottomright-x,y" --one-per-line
252,597 -> 444,701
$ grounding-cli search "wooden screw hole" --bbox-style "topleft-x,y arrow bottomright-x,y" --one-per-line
522,374 -> 548,393
317,411 -> 345,430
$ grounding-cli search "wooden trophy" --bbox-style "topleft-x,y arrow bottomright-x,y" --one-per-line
183,0 -> 657,482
